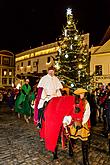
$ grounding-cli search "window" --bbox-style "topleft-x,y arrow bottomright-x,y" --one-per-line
21,62 -> 23,67
42,70 -> 47,74
2,78 -> 7,84
24,67 -> 27,72
95,65 -> 102,76
9,69 -> 12,76
47,57 -> 50,63
9,78 -> 12,84
33,60 -> 39,67
28,61 -> 31,66
17,65 -> 20,71
2,69 -> 7,76
2,57 -> 10,65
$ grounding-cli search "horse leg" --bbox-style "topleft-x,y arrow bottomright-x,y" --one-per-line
53,144 -> 58,159
53,129 -> 61,160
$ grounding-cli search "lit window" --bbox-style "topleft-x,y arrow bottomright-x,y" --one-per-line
2,69 -> 7,76
9,69 -> 12,76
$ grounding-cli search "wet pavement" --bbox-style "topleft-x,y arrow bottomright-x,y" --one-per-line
0,103 -> 110,165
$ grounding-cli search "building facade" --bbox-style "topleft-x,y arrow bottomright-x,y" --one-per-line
90,39 -> 110,86
15,42 -> 59,81
0,50 -> 15,88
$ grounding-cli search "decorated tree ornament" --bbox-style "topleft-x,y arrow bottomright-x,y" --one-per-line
65,54 -> 69,58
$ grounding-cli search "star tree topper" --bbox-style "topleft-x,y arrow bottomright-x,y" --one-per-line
67,8 -> 72,16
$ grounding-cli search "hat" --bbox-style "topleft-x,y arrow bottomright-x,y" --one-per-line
48,65 -> 55,71
74,88 -> 88,95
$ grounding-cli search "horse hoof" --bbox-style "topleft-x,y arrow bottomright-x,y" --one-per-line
53,156 -> 58,160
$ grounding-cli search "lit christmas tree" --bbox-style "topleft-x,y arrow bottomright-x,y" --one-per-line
55,8 -> 90,91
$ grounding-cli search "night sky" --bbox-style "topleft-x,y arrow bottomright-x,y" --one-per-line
0,0 -> 109,54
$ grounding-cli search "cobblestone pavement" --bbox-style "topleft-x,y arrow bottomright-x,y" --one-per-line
0,104 -> 110,165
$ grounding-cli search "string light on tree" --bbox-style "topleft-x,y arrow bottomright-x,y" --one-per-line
64,29 -> 67,37
55,62 -> 60,70
74,35 -> 78,40
58,47 -> 62,55
71,83 -> 74,88
78,64 -> 83,69
65,54 -> 69,58
70,44 -> 73,50
67,20 -> 71,25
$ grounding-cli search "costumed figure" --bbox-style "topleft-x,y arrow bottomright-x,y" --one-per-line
29,89 -> 35,117
14,80 -> 21,100
89,89 -> 98,126
63,88 -> 90,165
34,65 -> 63,128
7,88 -> 15,111
15,79 -> 32,123
98,84 -> 106,122
104,83 -> 110,154
0,91 -> 3,103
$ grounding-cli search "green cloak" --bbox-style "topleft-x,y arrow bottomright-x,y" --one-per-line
15,84 -> 33,116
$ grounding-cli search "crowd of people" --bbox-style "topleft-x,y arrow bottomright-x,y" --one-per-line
1,66 -> 110,165
0,89 -> 15,110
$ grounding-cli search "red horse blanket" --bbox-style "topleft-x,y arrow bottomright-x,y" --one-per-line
40,96 -> 84,152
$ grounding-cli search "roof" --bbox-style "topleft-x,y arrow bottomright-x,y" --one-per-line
94,39 -> 110,54
0,50 -> 14,56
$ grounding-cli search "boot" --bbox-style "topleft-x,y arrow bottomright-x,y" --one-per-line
53,145 -> 58,159
82,141 -> 89,165
69,138 -> 74,157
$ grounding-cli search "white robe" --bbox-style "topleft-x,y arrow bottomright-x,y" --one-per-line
82,102 -> 90,125
37,74 -> 63,109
